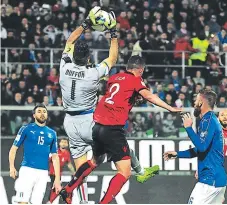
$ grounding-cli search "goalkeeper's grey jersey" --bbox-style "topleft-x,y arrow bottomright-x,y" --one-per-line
59,44 -> 109,112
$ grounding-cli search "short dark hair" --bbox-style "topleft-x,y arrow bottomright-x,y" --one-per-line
60,137 -> 68,142
199,88 -> 217,109
33,104 -> 48,114
127,55 -> 145,70
178,92 -> 185,96
73,40 -> 90,66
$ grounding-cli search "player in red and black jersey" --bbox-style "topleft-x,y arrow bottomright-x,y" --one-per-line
47,138 -> 75,203
54,55 -> 181,204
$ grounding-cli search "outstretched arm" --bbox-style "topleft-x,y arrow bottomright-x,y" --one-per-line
66,26 -> 84,44
63,7 -> 99,54
139,89 -> 182,112
163,148 -> 197,161
177,147 -> 198,158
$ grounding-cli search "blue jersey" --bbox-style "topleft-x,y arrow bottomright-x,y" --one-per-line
177,111 -> 227,187
13,123 -> 58,170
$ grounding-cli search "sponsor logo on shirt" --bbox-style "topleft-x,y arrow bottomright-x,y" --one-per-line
48,133 -> 52,138
200,131 -> 207,138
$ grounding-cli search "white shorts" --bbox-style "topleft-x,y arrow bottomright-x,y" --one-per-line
188,182 -> 226,204
14,166 -> 48,204
63,113 -> 94,159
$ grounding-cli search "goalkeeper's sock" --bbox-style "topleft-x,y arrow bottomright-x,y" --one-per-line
130,148 -> 144,175
77,181 -> 88,203
65,160 -> 96,193
99,173 -> 127,204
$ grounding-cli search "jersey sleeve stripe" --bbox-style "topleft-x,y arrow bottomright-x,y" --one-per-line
137,88 -> 148,93
17,125 -> 27,135
102,61 -> 110,70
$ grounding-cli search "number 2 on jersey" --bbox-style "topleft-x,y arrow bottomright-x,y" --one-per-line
105,83 -> 120,105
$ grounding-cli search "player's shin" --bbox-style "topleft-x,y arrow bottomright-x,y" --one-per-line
129,148 -> 144,175
65,160 -> 96,193
49,160 -> 96,203
99,173 -> 127,204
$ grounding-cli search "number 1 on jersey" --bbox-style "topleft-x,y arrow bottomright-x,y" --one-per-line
71,80 -> 76,100
105,83 -> 120,105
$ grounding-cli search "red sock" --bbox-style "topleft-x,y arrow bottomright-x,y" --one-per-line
100,173 -> 127,204
65,160 -> 96,193
49,160 -> 95,203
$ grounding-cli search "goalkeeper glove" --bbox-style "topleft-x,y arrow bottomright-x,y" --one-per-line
105,11 -> 117,38
81,18 -> 92,30
82,6 -> 101,30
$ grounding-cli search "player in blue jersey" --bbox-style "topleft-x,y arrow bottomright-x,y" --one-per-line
164,88 -> 227,204
9,104 -> 62,204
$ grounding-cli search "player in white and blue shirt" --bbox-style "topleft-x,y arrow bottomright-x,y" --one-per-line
164,88 -> 227,204
9,104 -> 61,204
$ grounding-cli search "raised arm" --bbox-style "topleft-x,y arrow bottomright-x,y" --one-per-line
100,11 -> 118,70
66,26 -> 84,45
103,38 -> 118,70
63,7 -> 99,54
182,113 -> 215,152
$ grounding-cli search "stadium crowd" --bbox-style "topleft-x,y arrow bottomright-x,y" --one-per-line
1,0 -> 227,136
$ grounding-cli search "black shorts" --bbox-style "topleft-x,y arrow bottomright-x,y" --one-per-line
92,123 -> 130,163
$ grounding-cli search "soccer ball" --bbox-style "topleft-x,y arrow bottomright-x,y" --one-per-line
90,7 -> 113,32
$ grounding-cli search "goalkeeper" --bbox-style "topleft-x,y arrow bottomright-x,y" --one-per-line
49,7 -> 159,204
164,88 -> 227,204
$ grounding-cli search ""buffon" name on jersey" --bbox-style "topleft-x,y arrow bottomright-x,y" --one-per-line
65,69 -> 85,78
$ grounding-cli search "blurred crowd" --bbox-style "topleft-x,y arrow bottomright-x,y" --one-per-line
1,0 -> 227,136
